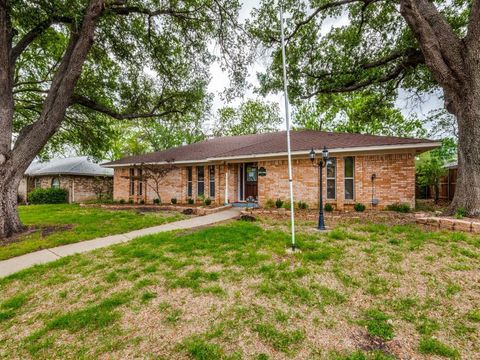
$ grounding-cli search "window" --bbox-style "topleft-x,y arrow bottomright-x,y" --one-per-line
187,167 -> 193,197
326,158 -> 336,200
51,177 -> 60,189
344,157 -> 354,200
246,166 -> 257,182
209,165 -> 215,198
34,178 -> 41,188
197,166 -> 204,196
129,168 -> 135,196
137,169 -> 143,196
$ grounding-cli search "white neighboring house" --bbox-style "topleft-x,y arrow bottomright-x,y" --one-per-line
18,157 -> 114,203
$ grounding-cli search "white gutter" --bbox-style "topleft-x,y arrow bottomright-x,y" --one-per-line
103,142 -> 441,168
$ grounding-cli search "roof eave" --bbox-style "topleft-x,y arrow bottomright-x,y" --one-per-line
103,141 -> 441,168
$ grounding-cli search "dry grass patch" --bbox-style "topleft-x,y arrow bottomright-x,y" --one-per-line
0,217 -> 479,359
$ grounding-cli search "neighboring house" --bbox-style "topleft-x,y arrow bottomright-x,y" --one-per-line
103,130 -> 440,210
19,157 -> 114,203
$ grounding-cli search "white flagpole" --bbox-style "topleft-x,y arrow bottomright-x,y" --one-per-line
280,4 -> 296,251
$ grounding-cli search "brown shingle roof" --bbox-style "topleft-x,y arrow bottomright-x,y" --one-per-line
103,130 -> 439,166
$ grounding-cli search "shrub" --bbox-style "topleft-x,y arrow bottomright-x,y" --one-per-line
139,199 -> 145,205
324,203 -> 333,212
354,203 -> 366,212
28,188 -> 68,204
282,200 -> 291,209
298,201 -> 308,210
386,203 -> 411,213
197,194 -> 205,203
187,198 -> 194,205
128,199 -> 134,204
275,198 -> 284,209
153,198 -> 160,205
171,198 -> 177,205
455,207 -> 467,219
119,199 -> 126,204
264,199 -> 275,209
204,198 -> 212,206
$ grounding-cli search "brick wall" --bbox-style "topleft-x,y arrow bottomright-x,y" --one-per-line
112,150 -> 416,209
258,151 -> 416,210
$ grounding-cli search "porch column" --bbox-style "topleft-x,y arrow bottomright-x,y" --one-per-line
224,164 -> 229,205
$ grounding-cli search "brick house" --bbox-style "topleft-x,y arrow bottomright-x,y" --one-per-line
19,157 -> 113,203
103,130 -> 440,210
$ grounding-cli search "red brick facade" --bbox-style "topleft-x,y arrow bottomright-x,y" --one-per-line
113,150 -> 416,210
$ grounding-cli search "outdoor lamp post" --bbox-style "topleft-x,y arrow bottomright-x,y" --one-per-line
309,146 -> 329,230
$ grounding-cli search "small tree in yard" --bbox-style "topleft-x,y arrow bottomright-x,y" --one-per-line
417,156 -> 447,204
122,162 -> 176,204
140,163 -> 176,204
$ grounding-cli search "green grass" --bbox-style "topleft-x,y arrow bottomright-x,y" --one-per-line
253,323 -> 304,353
419,337 -> 460,359
0,218 -> 479,359
0,204 -> 185,260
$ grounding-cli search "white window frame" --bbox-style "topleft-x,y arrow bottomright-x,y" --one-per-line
344,156 -> 355,200
209,165 -> 215,198
326,158 -> 336,200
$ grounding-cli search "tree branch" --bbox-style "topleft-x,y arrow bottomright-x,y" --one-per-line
466,0 -> 480,46
11,15 -> 74,62
71,94 -> 183,120
302,50 -> 423,98
107,5 -> 205,22
399,0 -> 465,92
286,0 -> 383,41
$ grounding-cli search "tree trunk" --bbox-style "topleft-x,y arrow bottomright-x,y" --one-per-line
447,109 -> 480,215
434,184 -> 439,204
0,171 -> 24,237
0,0 -> 104,238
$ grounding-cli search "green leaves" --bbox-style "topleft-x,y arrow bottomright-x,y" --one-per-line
213,99 -> 282,136
293,91 -> 426,137
11,0 -> 248,159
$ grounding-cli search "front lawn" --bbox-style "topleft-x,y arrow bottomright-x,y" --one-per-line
0,216 -> 479,359
0,204 -> 186,260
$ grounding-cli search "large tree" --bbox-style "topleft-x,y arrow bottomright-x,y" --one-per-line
212,98 -> 282,136
0,0 -> 247,238
293,90 -> 426,137
251,0 -> 480,216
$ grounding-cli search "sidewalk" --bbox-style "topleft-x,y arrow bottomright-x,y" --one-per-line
0,208 -> 241,278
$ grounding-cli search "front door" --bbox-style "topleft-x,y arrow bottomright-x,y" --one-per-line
244,163 -> 258,200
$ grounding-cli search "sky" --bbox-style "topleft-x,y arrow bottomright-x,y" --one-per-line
206,0 -> 444,135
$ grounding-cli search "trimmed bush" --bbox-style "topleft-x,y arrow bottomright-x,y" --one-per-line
354,203 -> 366,212
119,199 -> 126,204
386,203 -> 411,213
171,198 -> 177,205
298,201 -> 308,210
204,198 -> 212,206
324,203 -> 333,212
139,199 -> 145,205
128,199 -> 134,204
264,199 -> 275,209
282,201 -> 291,209
28,188 -> 68,204
275,198 -> 284,209
187,198 -> 194,205
153,198 -> 160,205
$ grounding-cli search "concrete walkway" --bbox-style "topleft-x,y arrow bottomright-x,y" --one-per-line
0,208 -> 241,278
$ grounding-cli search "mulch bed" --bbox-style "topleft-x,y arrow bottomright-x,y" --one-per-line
245,209 -> 417,226
0,224 -> 73,247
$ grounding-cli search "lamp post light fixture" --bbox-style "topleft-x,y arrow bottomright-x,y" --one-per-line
309,146 -> 329,231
